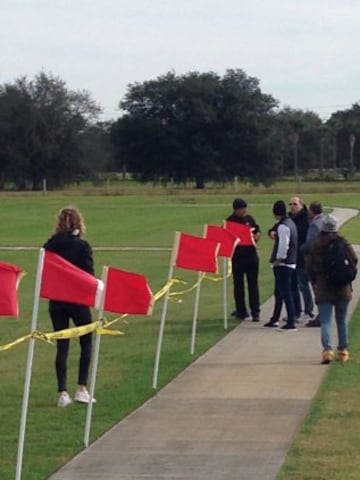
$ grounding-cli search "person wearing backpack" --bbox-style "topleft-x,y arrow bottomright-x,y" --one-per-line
305,214 -> 358,364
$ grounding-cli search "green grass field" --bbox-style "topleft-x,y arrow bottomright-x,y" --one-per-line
0,183 -> 360,479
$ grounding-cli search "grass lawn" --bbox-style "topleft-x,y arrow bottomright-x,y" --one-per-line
0,182 -> 359,479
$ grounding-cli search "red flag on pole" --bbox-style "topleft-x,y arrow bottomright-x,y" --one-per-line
223,221 -> 256,246
204,225 -> 239,258
40,250 -> 103,308
0,262 -> 24,317
173,232 -> 219,273
104,267 -> 153,315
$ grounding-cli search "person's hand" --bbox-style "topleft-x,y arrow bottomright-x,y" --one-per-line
253,231 -> 261,242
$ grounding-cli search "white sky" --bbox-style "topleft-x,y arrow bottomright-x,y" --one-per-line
2,0 -> 360,121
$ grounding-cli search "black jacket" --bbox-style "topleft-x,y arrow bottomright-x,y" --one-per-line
43,231 -> 94,275
289,206 -> 309,268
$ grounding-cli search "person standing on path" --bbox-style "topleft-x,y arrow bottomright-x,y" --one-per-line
301,201 -> 325,327
288,196 -> 315,323
305,214 -> 358,364
264,200 -> 298,331
43,206 -> 97,407
226,198 -> 261,322
268,196 -> 311,323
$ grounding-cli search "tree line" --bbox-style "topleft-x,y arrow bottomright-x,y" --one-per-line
0,70 -> 359,190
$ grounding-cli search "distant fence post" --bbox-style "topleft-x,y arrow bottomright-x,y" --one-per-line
42,178 -> 47,194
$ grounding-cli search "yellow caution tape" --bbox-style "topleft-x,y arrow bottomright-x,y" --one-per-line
0,320 -> 124,352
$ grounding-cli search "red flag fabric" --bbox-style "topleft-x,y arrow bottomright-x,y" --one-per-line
40,250 -> 102,307
204,225 -> 239,258
104,267 -> 153,315
173,232 -> 219,273
0,262 -> 24,317
223,221 -> 256,246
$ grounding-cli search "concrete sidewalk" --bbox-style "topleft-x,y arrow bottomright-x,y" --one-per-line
49,208 -> 359,480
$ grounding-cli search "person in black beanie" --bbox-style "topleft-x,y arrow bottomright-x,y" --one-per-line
226,198 -> 261,321
264,200 -> 298,331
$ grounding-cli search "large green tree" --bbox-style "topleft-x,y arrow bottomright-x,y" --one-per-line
111,69 -> 279,187
326,103 -> 360,173
0,72 -> 101,189
270,107 -> 324,175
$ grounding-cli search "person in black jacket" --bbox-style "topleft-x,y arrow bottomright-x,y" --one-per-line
264,200 -> 298,331
269,196 -> 315,324
226,198 -> 261,322
43,206 -> 96,407
288,196 -> 316,322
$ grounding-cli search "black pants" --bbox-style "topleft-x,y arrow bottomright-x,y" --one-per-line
291,269 -> 302,317
49,301 -> 93,392
231,255 -> 260,319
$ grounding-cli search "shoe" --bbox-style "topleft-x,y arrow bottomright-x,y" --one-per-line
337,349 -> 349,363
74,388 -> 96,404
263,320 -> 279,328
252,317 -> 260,322
299,313 -> 314,323
57,392 -> 73,408
321,350 -> 334,364
277,324 -> 297,331
306,315 -> 320,327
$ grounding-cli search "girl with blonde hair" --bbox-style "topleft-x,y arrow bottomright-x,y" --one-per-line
43,206 -> 96,407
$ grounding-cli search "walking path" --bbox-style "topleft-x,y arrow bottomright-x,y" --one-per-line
49,208 -> 359,480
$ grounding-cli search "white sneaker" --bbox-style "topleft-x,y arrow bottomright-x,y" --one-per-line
57,392 -> 73,407
74,388 -> 96,404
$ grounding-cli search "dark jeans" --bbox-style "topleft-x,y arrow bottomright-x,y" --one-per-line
291,270 -> 302,317
232,255 -> 260,318
49,301 -> 93,392
296,267 -> 314,315
271,266 -> 296,327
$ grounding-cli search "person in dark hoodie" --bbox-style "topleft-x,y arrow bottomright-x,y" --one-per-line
264,200 -> 298,331
43,206 -> 96,407
288,196 -> 315,322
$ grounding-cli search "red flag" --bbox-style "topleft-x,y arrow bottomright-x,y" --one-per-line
223,221 -> 256,246
40,250 -> 103,308
204,225 -> 239,258
0,262 -> 24,317
104,267 -> 153,315
173,232 -> 219,273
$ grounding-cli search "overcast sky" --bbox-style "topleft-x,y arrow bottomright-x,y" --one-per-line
2,0 -> 360,121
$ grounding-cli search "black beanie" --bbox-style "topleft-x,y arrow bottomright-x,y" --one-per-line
233,198 -> 247,209
273,200 -> 287,216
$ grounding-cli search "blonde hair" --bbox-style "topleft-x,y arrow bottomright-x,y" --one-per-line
54,206 -> 86,235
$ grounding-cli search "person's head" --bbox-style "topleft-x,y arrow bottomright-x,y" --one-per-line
321,214 -> 338,233
309,201 -> 323,220
289,196 -> 304,215
232,198 -> 247,217
54,206 -> 86,235
272,200 -> 287,219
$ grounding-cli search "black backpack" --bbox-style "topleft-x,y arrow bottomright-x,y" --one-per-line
323,238 -> 357,288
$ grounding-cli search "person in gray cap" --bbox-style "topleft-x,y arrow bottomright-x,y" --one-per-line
305,214 -> 358,364
226,198 -> 261,321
